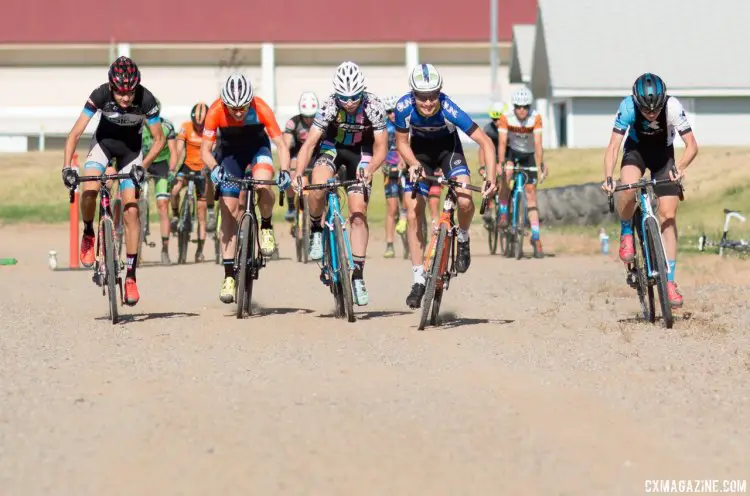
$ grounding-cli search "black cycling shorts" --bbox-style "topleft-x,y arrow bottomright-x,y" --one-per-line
621,139 -> 680,197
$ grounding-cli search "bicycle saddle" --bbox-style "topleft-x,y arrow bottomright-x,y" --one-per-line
723,208 -> 741,214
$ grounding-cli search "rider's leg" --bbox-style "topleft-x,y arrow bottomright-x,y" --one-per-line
285,158 -> 298,221
654,158 -> 682,306
205,180 -> 216,232
195,176 -> 207,262
307,157 -> 335,260
428,183 -> 441,225
119,177 -> 141,305
384,179 -> 398,257
348,186 -> 370,305
170,176 -> 185,229
526,181 -> 544,258
405,185 -> 428,308
250,157 -> 276,257
79,144 -> 110,267
450,158 -> 475,273
155,176 -> 171,259
616,158 -> 645,263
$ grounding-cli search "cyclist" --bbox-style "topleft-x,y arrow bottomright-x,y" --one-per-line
142,98 -> 179,264
173,102 -> 209,262
602,73 -> 698,308
61,56 -> 165,306
479,100 -> 508,227
200,72 -> 292,303
495,87 -> 547,258
294,61 -> 388,306
382,94 -> 406,258
283,91 -> 320,222
395,63 -> 497,309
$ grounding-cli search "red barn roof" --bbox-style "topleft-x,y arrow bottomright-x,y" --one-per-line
0,0 -> 536,43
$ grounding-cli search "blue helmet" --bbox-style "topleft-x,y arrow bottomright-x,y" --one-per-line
632,73 -> 667,112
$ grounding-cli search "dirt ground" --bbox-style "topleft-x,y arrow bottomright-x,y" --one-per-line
1,224 -> 749,495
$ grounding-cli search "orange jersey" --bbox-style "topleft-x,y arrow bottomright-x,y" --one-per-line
202,96 -> 282,147
177,121 -> 204,171
498,111 -> 542,154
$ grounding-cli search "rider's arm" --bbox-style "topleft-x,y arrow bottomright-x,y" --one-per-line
395,131 -> 419,168
604,131 -> 625,179
201,106 -> 220,170
363,97 -> 389,174
469,127 -> 497,181
667,97 -> 699,171
368,130 -> 387,175
295,126 -> 323,177
283,118 -> 296,150
174,138 -> 186,168
443,96 -> 495,179
63,113 -> 92,169
143,121 -> 166,170
533,114 -> 544,174
605,97 -> 635,179
496,114 -> 508,167
677,131 -> 698,171
256,97 -> 290,172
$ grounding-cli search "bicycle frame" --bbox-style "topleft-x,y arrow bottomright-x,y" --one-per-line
633,184 -> 671,279
323,179 -> 355,286
505,163 -> 537,233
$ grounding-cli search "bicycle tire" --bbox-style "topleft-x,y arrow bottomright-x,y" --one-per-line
487,205 -> 498,255
645,216 -> 673,329
113,198 -> 124,259
102,218 -> 119,325
419,224 -> 447,330
235,215 -> 253,319
633,214 -> 655,323
514,192 -> 527,260
137,185 -> 149,267
294,206 -> 303,263
324,232 -> 344,318
177,191 -> 191,264
334,215 -> 355,323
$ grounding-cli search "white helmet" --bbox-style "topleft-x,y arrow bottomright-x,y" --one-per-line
383,95 -> 399,111
409,63 -> 442,93
298,91 -> 319,117
332,61 -> 366,97
511,87 -> 533,107
221,72 -> 253,108
488,101 -> 508,119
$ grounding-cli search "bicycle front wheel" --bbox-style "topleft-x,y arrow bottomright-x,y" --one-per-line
177,193 -> 192,264
420,224 -> 448,330
645,216 -> 673,329
334,215 -> 355,323
102,218 -> 119,324
235,215 -> 256,319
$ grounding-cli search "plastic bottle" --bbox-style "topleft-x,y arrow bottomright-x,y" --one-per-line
599,228 -> 609,254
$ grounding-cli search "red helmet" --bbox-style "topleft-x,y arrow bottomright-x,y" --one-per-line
108,56 -> 141,93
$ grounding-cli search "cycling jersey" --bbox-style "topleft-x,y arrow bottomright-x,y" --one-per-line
383,119 -> 401,175
203,96 -> 282,148
393,93 -> 478,139
284,114 -> 313,157
82,83 -> 160,151
497,110 -> 542,154
313,92 -> 387,146
177,121 -> 204,171
613,95 -> 691,147
142,117 -> 176,162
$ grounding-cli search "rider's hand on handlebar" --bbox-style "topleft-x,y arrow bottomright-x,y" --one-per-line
482,178 -> 497,198
276,169 -> 292,191
294,174 -> 304,195
61,166 -> 78,189
356,162 -> 371,183
601,176 -> 615,194
408,164 -> 423,184
210,166 -> 224,185
669,165 -> 685,183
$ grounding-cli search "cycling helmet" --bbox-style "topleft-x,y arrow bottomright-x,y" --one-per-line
298,92 -> 319,117
511,87 -> 533,107
191,102 -> 208,127
384,95 -> 399,111
108,56 -> 141,93
488,101 -> 508,119
332,61 -> 366,97
632,73 -> 667,112
409,63 -> 442,93
221,73 -> 253,108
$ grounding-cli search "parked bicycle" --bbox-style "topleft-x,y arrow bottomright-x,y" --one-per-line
411,173 -> 487,330
303,178 -> 367,323
67,166 -> 145,324
698,209 -> 749,257
608,176 -> 683,329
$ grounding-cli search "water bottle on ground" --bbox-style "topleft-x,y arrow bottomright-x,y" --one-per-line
599,228 -> 609,255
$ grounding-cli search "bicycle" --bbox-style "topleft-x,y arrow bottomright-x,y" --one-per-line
67,166 -> 145,324
303,178 -> 367,323
478,165 -> 510,257
698,209 -> 749,257
411,173 -> 486,330
503,161 -> 539,260
607,176 -> 683,329
216,173 -> 282,319
291,187 -> 312,264
175,170 -> 205,264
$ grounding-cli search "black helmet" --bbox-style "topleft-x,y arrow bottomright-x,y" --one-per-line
632,73 -> 667,112
191,102 -> 208,127
108,56 -> 141,93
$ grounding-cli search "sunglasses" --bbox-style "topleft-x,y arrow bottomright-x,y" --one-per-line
413,91 -> 440,102
113,89 -> 136,98
336,93 -> 363,105
514,105 -> 530,110
227,103 -> 250,112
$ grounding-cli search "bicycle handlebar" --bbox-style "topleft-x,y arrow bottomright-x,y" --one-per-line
408,171 -> 487,214
607,176 -> 684,213
303,179 -> 363,191
67,167 -> 145,204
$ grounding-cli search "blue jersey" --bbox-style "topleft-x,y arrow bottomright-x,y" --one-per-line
613,95 -> 691,147
386,120 -> 397,151
393,93 -> 477,139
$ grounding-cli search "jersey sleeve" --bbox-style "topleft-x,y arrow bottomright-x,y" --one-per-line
177,122 -> 189,141
364,94 -> 387,132
162,118 -> 176,140
666,97 -> 693,135
441,96 -> 478,135
313,96 -> 337,131
613,96 -> 635,134
497,114 -> 509,134
533,113 -> 543,133
141,88 -> 161,126
393,95 -> 411,131
202,102 -> 221,142
254,98 -> 282,139
83,84 -> 108,117
284,117 -> 297,134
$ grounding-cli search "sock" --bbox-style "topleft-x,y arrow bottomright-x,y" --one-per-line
83,221 -> 94,236
352,256 -> 365,280
499,202 -> 508,213
196,239 -> 205,252
172,207 -> 179,217
126,253 -> 137,280
667,260 -> 676,282
223,259 -> 234,278
310,215 -> 323,232
261,217 -> 272,230
621,220 -> 633,236
399,208 -> 407,218
386,242 -> 394,250
413,265 -> 425,285
531,222 -> 540,241
162,236 -> 169,249
457,228 -> 470,243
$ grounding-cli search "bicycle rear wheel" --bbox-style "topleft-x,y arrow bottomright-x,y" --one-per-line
177,193 -> 192,264
235,215 -> 255,319
334,215 -> 355,323
645,217 -> 673,329
420,224 -> 448,330
102,218 -> 119,324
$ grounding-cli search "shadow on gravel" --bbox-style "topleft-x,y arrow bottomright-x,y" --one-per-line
423,313 -> 515,330
617,312 -> 692,325
248,307 -> 316,317
315,310 -> 412,320
97,311 -> 200,323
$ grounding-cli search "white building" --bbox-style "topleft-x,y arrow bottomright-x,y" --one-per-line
516,0 -> 750,148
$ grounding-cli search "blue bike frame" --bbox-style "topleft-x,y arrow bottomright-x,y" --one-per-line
321,178 -> 355,286
509,170 -> 527,233
635,188 -> 671,280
